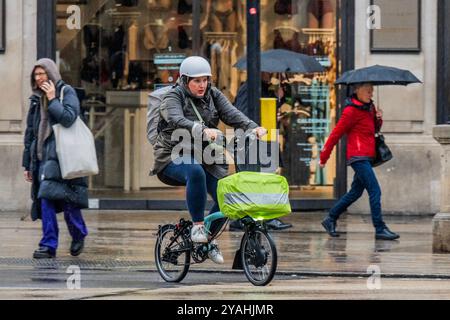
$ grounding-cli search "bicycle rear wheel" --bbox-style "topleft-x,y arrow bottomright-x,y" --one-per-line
155,224 -> 190,283
240,228 -> 277,286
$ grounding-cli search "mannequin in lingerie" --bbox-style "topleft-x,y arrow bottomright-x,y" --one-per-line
202,0 -> 238,32
308,0 -> 334,29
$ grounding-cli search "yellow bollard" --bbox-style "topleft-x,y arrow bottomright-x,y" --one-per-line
260,98 -> 277,142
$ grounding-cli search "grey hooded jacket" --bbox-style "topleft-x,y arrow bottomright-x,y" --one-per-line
152,83 -> 259,180
23,58 -> 88,221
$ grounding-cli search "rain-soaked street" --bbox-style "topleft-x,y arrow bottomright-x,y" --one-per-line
1,210 -> 450,300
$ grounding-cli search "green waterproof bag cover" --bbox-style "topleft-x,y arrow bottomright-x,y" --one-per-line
217,172 -> 292,220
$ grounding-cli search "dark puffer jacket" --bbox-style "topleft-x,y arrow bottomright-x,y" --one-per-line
23,59 -> 88,221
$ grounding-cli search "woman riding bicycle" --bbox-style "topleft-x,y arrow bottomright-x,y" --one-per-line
151,56 -> 267,264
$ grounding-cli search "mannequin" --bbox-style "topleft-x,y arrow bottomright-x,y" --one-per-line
178,24 -> 192,49
147,0 -> 171,9
127,20 -> 139,61
308,0 -> 334,29
285,31 -> 302,52
204,0 -> 237,32
274,0 -> 298,15
144,19 -> 169,50
178,0 -> 192,14
273,26 -> 299,51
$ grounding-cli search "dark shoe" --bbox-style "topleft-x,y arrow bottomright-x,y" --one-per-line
375,228 -> 400,241
33,246 -> 56,259
70,239 -> 85,257
321,217 -> 339,238
229,219 -> 244,231
266,218 -> 292,231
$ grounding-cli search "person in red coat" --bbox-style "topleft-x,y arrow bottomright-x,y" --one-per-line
319,83 -> 399,241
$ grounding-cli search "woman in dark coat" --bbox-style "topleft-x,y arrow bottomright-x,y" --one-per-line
23,58 -> 88,259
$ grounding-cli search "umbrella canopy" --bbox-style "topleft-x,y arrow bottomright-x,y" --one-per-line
234,49 -> 325,74
335,65 -> 422,86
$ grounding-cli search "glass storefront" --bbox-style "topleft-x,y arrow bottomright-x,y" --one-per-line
55,0 -> 338,202
258,0 -> 338,200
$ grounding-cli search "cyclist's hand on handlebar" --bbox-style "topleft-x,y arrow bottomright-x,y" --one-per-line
204,128 -> 221,142
254,127 -> 268,139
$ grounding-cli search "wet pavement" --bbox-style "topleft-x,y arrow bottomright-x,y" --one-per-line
1,210 -> 450,299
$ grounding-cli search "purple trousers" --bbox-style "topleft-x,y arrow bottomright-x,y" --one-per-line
39,198 -> 88,252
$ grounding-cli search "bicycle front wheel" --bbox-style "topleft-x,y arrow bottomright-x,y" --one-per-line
240,228 -> 277,286
155,225 -> 190,283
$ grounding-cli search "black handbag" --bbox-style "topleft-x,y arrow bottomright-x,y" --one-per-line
372,114 -> 393,167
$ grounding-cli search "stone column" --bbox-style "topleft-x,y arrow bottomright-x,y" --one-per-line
432,125 -> 450,253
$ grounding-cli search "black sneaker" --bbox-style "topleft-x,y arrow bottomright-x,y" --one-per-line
33,246 -> 56,259
266,218 -> 292,231
375,228 -> 400,241
70,239 -> 85,257
321,217 -> 339,238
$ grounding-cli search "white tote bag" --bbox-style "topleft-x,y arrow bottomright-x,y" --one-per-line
53,86 -> 99,180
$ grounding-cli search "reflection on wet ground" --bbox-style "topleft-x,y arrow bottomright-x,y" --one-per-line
0,211 -> 448,278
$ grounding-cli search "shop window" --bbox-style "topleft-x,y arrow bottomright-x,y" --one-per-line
56,0 -> 195,191
260,0 -> 338,199
55,0 -> 338,200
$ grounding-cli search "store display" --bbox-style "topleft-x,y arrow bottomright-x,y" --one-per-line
109,51 -> 126,88
178,25 -> 192,49
81,52 -> 100,84
127,61 -> 144,89
285,31 -> 302,53
116,0 -> 139,6
127,20 -> 139,61
56,0 -> 339,196
153,53 -> 185,88
147,0 -> 171,10
269,23 -> 336,187
308,0 -> 334,28
178,0 -> 192,14
203,0 -> 237,32
287,109 -> 312,186
229,41 -> 239,99
143,20 -> 169,51
272,26 -> 306,52
273,30 -> 287,50
205,32 -> 238,100
83,24 -> 103,54
274,0 -> 298,15
109,25 -> 125,56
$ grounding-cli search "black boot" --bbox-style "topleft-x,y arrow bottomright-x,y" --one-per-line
70,239 -> 85,256
33,246 -> 56,259
375,227 -> 400,241
266,219 -> 292,231
321,217 -> 339,238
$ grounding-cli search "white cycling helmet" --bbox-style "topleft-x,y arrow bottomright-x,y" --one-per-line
179,56 -> 212,78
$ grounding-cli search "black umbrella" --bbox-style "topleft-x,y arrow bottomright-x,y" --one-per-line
335,65 -> 422,86
234,49 -> 325,74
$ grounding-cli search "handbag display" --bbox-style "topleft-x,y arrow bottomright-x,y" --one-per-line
372,112 -> 393,167
53,86 -> 99,179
